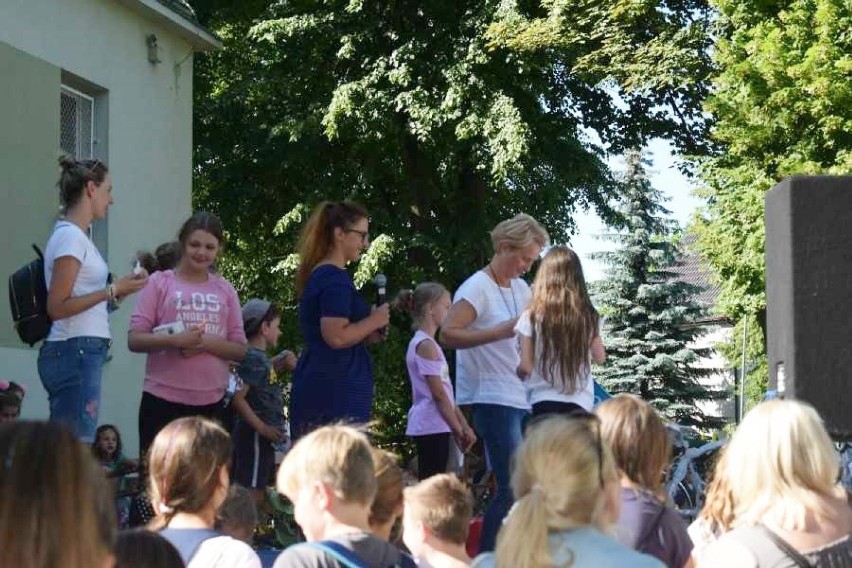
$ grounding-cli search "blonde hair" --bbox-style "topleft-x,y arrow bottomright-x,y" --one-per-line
528,246 -> 599,393
277,424 -> 377,505
723,399 -> 840,530
696,448 -> 735,536
494,415 -> 618,568
490,213 -> 550,252
596,394 -> 671,493
404,474 -> 473,545
295,201 -> 368,297
393,282 -> 448,328
147,417 -> 232,529
0,421 -> 115,568
369,448 -> 405,528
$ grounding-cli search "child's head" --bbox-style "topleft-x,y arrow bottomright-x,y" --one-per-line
527,245 -> 599,394
176,212 -> 224,273
277,424 -> 376,541
394,283 -> 450,329
596,394 -> 671,494
0,380 -> 25,423
137,241 -> 181,274
93,424 -> 123,461
114,529 -> 183,568
403,474 -> 473,556
242,298 -> 281,346
215,485 -> 258,544
369,448 -> 405,539
494,415 -> 619,568
0,421 -> 116,568
147,417 -> 232,528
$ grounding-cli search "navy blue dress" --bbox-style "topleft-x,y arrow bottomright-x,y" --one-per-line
290,265 -> 373,438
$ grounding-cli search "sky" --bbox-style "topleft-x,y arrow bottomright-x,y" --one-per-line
566,138 -> 705,281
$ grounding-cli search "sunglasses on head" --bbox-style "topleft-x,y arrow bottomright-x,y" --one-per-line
525,410 -> 606,490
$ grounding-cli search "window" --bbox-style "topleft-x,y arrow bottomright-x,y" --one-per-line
60,85 -> 107,256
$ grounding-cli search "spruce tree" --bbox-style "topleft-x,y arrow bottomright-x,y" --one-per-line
593,151 -> 723,428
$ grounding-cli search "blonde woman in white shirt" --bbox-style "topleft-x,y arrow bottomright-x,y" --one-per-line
441,213 -> 549,553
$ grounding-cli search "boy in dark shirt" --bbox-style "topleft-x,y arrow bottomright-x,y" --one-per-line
232,299 -> 297,515
273,425 -> 414,568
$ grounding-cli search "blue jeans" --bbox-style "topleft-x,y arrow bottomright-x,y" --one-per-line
472,403 -> 529,553
38,336 -> 110,443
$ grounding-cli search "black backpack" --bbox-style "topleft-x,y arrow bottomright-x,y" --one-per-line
9,244 -> 51,346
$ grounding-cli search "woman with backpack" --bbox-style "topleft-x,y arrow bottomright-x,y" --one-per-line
38,156 -> 148,442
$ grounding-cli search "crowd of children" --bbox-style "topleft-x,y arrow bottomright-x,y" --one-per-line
5,185 -> 851,568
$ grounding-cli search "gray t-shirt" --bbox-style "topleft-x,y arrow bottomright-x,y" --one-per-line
237,347 -> 285,427
472,526 -> 664,568
615,487 -> 693,568
272,533 -> 412,568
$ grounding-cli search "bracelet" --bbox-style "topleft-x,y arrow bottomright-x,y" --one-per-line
106,284 -> 116,303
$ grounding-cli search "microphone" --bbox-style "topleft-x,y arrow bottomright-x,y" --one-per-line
375,273 -> 387,305
375,273 -> 388,335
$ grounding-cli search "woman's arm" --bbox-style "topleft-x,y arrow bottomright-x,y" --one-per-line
591,335 -> 606,364
320,304 -> 389,349
196,335 -> 248,362
439,300 -> 516,349
46,257 -> 109,321
517,334 -> 535,380
47,258 -> 148,321
127,327 -> 203,353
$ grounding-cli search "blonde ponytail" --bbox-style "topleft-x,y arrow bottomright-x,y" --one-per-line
493,416 -> 617,568
495,491 -> 553,568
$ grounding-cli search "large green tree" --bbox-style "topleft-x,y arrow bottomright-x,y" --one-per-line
595,151 -> 723,428
691,0 -> 851,404
189,0 -> 716,445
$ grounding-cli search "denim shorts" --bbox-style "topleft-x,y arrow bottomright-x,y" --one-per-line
38,336 -> 110,443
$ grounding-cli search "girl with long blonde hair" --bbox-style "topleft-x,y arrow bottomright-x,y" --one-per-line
700,400 -> 852,566
472,415 -> 663,568
516,245 -> 605,416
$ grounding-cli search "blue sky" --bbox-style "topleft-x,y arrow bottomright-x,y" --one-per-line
567,138 -> 704,281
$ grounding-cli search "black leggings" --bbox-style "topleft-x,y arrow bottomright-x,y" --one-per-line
138,391 -> 226,457
531,400 -> 589,418
414,433 -> 451,480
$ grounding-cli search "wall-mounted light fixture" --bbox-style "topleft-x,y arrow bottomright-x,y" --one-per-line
146,34 -> 161,64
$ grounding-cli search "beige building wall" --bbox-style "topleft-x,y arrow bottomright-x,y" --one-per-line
0,0 -> 201,455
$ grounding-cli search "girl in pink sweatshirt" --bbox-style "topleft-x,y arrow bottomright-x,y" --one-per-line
129,212 -> 247,454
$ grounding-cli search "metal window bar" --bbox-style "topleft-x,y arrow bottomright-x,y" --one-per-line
60,85 -> 107,257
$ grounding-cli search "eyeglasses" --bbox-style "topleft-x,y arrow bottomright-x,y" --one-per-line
526,410 -> 605,490
345,228 -> 369,242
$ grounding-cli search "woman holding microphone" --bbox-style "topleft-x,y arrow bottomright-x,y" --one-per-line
289,201 -> 389,439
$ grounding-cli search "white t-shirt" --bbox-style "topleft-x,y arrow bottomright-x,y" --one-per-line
44,220 -> 110,340
453,270 -> 531,409
515,310 -> 594,410
190,535 -> 261,568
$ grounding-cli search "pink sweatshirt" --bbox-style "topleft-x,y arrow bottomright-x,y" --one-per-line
129,270 -> 247,405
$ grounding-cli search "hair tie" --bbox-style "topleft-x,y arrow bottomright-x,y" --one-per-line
530,484 -> 546,497
0,381 -> 9,391
157,502 -> 174,514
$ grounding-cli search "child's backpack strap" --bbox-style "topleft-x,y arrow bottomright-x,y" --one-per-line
303,541 -> 366,568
